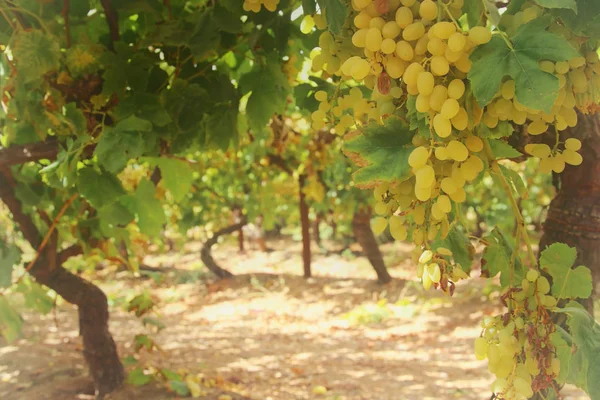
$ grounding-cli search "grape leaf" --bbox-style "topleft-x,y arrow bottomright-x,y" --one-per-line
0,243 -> 21,288
152,158 -> 194,202
343,117 -> 416,186
482,227 -> 524,287
534,0 -> 577,11
16,279 -> 54,314
127,367 -> 153,386
303,0 -> 317,15
95,116 -> 152,173
540,243 -> 592,299
551,331 -> 572,384
318,0 -> 347,34
478,120 -> 514,139
499,165 -> 528,198
463,0 -> 484,28
434,225 -> 474,273
77,168 -> 126,209
468,17 -> 581,112
120,179 -> 167,237
0,296 -> 22,342
204,105 -> 238,150
553,0 -> 600,39
488,139 -> 522,159
170,380 -> 190,396
12,30 -> 61,83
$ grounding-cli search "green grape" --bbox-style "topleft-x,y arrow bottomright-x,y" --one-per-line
433,114 -> 452,138
552,155 -> 566,173
513,377 -> 533,398
441,98 -> 460,119
371,217 -> 388,235
447,140 -> 468,162
426,263 -> 441,283
413,204 -> 426,224
419,0 -> 438,21
300,15 -> 315,34
369,17 -> 386,30
449,186 -> 466,202
450,107 -> 468,131
408,146 -> 430,168
468,26 -> 491,44
447,79 -> 465,99
389,215 -> 407,240
413,227 -> 425,246
537,276 -> 551,295
415,165 -> 435,188
422,267 -> 433,289
431,56 -> 450,76
417,71 -> 435,95
419,250 -> 433,264
374,201 -> 389,215
526,269 -> 539,282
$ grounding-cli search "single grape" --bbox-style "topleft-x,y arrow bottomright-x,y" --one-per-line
417,71 -> 435,95
447,79 -> 465,99
433,114 -> 452,138
447,140 -> 469,162
468,26 -> 491,44
408,146 -> 430,168
371,217 -> 388,235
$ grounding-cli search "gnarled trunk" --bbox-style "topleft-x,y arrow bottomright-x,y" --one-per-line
299,174 -> 312,278
0,170 -> 124,399
352,209 -> 392,284
200,221 -> 245,279
538,113 -> 600,313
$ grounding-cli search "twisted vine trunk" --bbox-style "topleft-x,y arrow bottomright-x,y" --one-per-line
0,170 -> 124,399
352,210 -> 392,284
538,114 -> 600,313
299,174 -> 312,278
200,221 -> 245,279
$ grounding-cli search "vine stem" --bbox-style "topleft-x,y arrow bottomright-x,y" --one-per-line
482,139 -> 537,268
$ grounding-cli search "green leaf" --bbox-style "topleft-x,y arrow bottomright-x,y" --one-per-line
95,117 -> 152,173
540,243 -> 592,299
482,227 -> 524,287
463,0 -> 484,28
589,350 -> 600,400
120,179 -> 167,237
488,139 -> 522,159
499,165 -> 527,198
343,117 -> 416,185
0,243 -> 21,288
16,279 -> 54,314
77,168 -> 126,209
553,0 -> 600,39
319,0 -> 347,34
468,17 -> 581,112
151,158 -> 194,202
170,380 -> 190,396
478,120 -> 514,139
434,225 -> 474,273
12,30 -> 61,83
534,0 -> 577,11
0,296 -> 22,342
303,0 -> 317,15
551,331 -> 572,384
116,115 -> 153,133
127,367 -> 154,386
205,106 -> 238,150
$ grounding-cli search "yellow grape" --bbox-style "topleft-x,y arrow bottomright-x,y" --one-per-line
552,154 -> 566,172
447,79 -> 465,99
427,37 -> 446,56
465,135 -> 483,152
403,22 -> 425,41
408,146 -> 430,168
413,204 -> 425,224
433,114 -> 452,138
444,47 -> 463,63
415,36 -> 429,55
406,83 -> 419,95
313,14 -> 326,29
417,71 -> 435,95
527,119 -> 549,135
352,29 -> 368,47
374,201 -> 388,215
560,106 -> 578,127
419,0 -> 438,21
565,137 -> 582,151
468,26 -> 491,45
300,15 -> 315,34
371,217 -> 388,235
431,56 -> 450,76
441,98 -> 460,119
501,80 -> 515,100
435,146 -> 449,160
483,112 -> 499,128
426,263 -> 441,283
524,143 -> 551,158
416,94 -> 431,112
354,0 -> 371,8
389,216 -> 407,240
415,165 -> 436,188
315,90 -> 328,102
440,177 -> 457,194
554,61 -> 570,74
526,269 -> 539,282
448,33 -> 466,52
539,60 -> 554,73
447,140 -> 468,162
414,185 -> 432,201
451,107 -> 468,130
454,54 -> 472,73
382,21 -> 401,39
459,159 -> 479,181
422,267 -> 433,289
430,85 -> 448,111
474,337 -> 489,360
395,40 -> 414,61
354,11 -> 372,29
400,0 -> 416,6
386,57 -> 406,79
369,17 -> 385,30
562,149 -> 583,165
431,21 -> 456,39
395,6 -> 413,28
404,62 -> 424,85
449,186 -> 466,202
366,27 -> 383,51
381,38 -> 396,54
437,195 -> 452,213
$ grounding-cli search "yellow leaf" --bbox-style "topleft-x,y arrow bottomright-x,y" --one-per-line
185,375 -> 202,398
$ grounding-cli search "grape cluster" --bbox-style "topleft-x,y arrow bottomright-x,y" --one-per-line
524,137 -> 582,174
414,248 -> 469,292
475,270 -> 560,400
242,0 -> 279,12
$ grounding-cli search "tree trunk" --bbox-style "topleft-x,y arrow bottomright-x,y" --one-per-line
299,175 -> 312,278
238,226 -> 244,252
352,210 -> 392,284
538,113 -> 600,313
200,221 -> 245,279
313,213 -> 322,246
0,170 -> 124,399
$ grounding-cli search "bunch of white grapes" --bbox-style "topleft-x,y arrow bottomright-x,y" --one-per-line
524,137 -> 582,174
242,0 -> 279,12
475,269 -> 561,400
414,248 -> 469,292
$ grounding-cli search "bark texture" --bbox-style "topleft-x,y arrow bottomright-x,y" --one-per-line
0,169 -> 124,399
538,113 -> 600,313
200,221 -> 245,279
299,174 -> 312,278
352,210 -> 392,284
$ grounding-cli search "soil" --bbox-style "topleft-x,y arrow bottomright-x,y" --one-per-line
0,237 -> 589,400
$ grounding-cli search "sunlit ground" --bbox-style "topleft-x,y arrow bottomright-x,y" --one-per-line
0,237 -> 591,400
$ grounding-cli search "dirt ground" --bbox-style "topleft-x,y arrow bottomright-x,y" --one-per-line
0,237 -> 589,400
